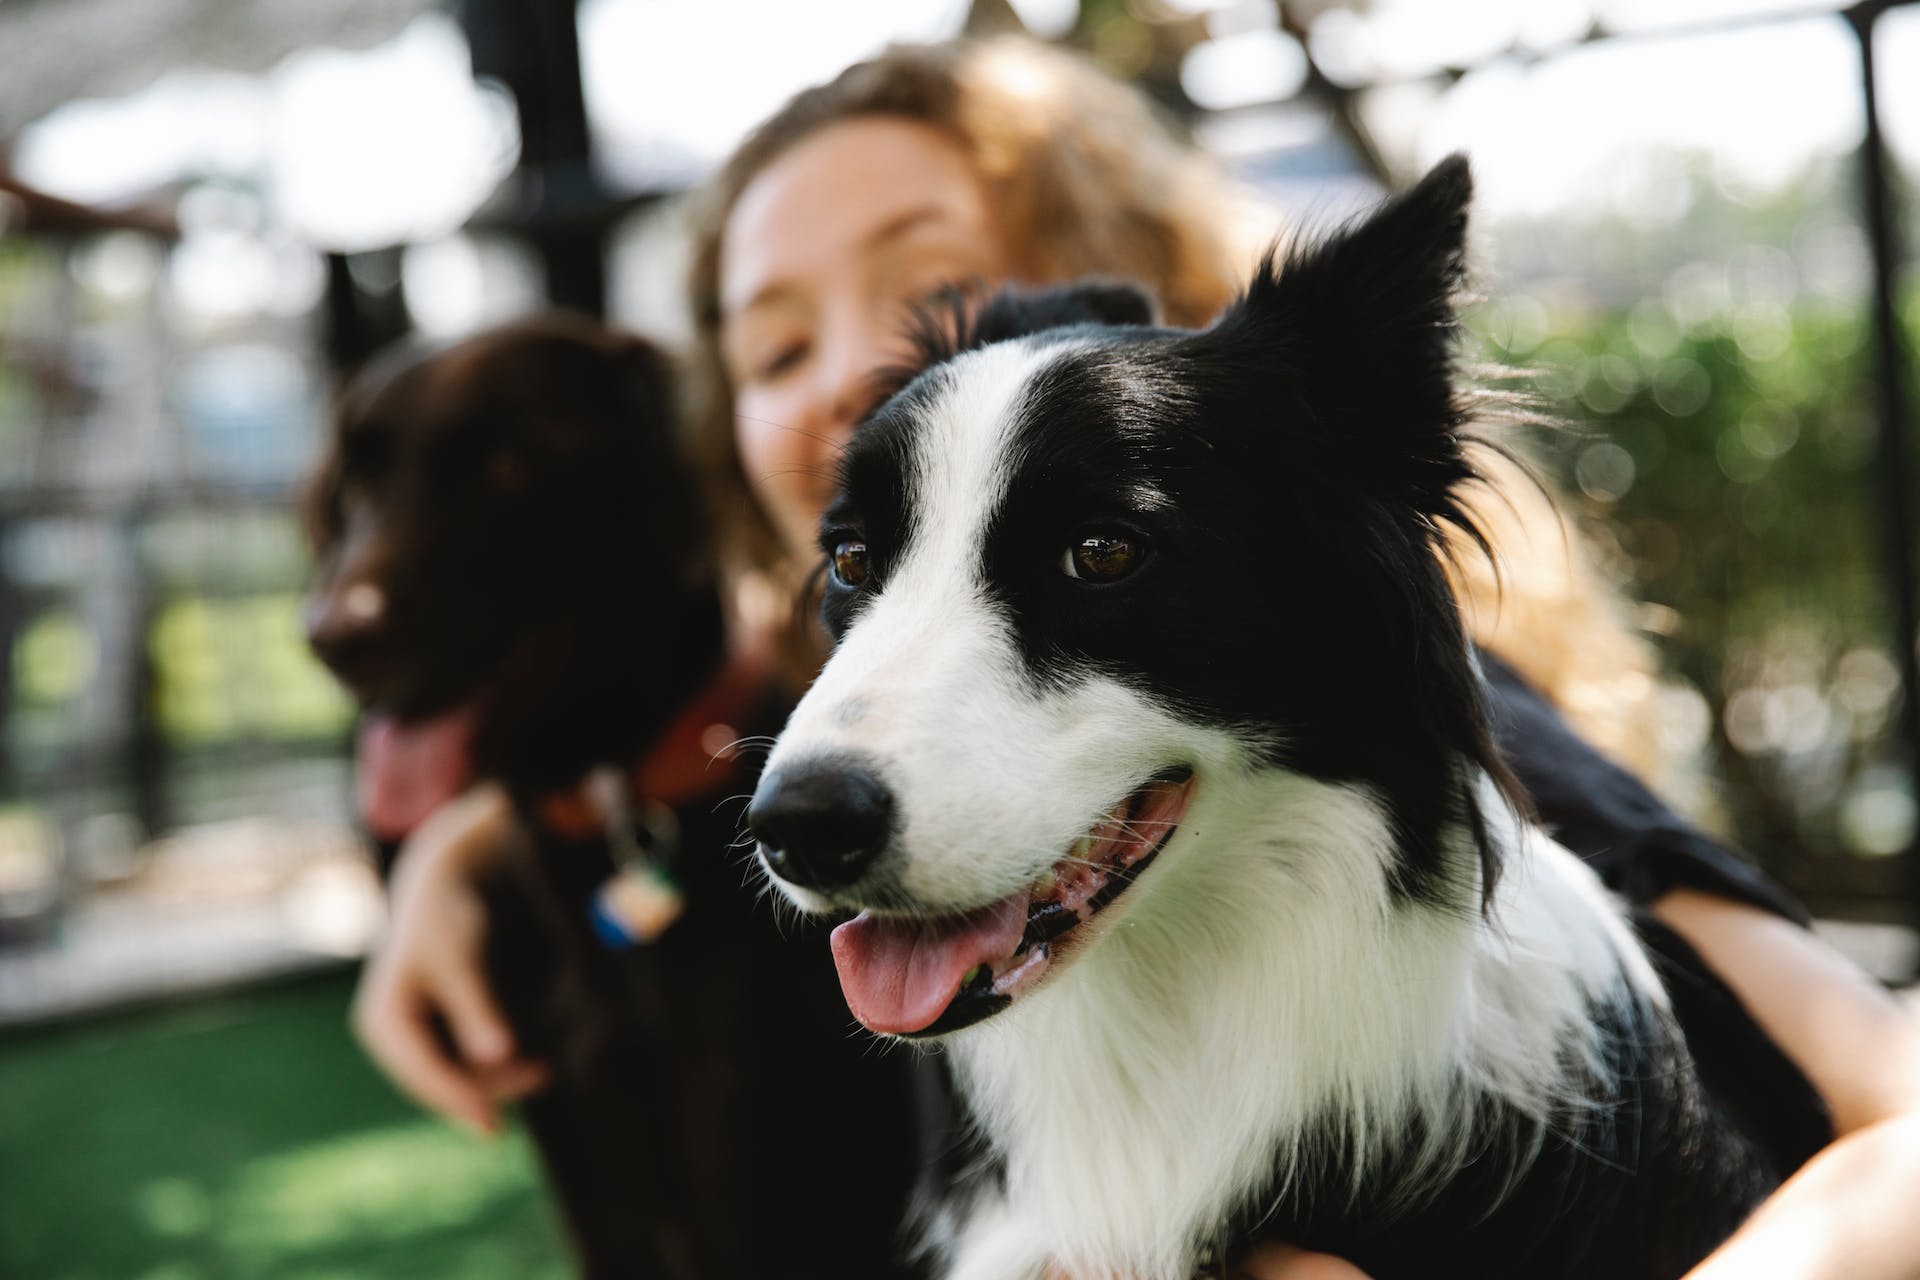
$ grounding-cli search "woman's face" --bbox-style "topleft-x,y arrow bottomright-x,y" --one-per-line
720,116 -> 1009,561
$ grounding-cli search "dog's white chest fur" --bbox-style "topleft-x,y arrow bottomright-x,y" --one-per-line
930,774 -> 1656,1280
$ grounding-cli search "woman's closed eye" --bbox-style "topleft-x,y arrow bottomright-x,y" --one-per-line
753,339 -> 809,383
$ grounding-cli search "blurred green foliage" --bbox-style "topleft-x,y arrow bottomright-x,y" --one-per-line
149,593 -> 354,747
1472,274 -> 1920,877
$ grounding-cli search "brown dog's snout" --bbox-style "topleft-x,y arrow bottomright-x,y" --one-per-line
305,580 -> 392,677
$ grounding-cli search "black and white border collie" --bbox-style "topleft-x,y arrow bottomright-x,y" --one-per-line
747,156 -> 1776,1280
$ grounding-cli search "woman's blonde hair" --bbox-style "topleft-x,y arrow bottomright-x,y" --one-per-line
685,36 -> 1676,789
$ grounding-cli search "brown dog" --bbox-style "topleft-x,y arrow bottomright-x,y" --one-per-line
305,315 -> 920,1279
305,314 -> 720,816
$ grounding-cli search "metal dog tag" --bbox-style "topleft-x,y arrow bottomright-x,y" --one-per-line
585,767 -> 685,947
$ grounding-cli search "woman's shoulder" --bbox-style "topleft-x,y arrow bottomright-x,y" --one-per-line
1480,649 -> 1810,926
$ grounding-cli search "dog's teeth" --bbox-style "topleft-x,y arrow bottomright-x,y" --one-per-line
1032,869 -> 1058,899
1070,837 -> 1094,863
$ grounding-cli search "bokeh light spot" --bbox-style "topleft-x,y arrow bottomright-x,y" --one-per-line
134,1176 -> 213,1239
1652,358 -> 1712,416
1576,441 -> 1637,502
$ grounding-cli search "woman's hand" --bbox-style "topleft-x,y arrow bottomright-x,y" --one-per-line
1237,1245 -> 1373,1279
350,783 -> 551,1135
1050,1246 -> 1370,1279
1655,889 -> 1920,1280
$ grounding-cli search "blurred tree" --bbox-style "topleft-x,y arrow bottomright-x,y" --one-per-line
1473,152 -> 1920,910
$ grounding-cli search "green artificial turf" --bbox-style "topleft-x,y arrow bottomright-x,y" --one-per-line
0,971 -> 571,1279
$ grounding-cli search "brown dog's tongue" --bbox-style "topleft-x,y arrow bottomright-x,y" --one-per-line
356,706 -> 479,841
831,893 -> 1029,1035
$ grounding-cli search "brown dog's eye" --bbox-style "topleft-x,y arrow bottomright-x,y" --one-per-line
831,541 -> 870,588
1063,531 -> 1142,583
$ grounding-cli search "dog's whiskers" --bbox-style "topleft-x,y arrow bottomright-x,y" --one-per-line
710,791 -> 757,818
706,736 -> 775,771
729,416 -> 850,456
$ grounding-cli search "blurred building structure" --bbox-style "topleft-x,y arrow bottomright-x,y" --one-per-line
0,0 -> 1916,1034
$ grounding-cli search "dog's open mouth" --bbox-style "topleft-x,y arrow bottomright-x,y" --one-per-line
828,769 -> 1195,1038
355,703 -> 480,841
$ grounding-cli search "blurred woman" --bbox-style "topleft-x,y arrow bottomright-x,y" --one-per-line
362,36 -> 1920,1279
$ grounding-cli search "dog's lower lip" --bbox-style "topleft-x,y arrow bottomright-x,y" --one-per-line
1022,767 -> 1192,923
893,767 -> 1195,1039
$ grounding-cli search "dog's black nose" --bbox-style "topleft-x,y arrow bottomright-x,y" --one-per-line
749,757 -> 895,891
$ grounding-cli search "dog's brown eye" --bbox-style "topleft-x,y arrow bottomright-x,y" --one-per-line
1064,531 -> 1141,583
832,540 -> 871,588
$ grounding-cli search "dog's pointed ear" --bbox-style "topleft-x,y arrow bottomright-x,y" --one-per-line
970,280 -> 1158,345
882,279 -> 1159,408
907,279 -> 1157,365
1214,154 -> 1475,509
1243,152 -> 1471,370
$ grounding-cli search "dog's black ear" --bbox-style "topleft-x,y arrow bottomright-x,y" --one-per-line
904,279 -> 1157,368
1215,154 -> 1475,514
970,280 -> 1158,345
1207,157 -> 1518,908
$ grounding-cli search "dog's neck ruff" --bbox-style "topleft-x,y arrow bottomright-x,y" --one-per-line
932,771 -> 1655,1280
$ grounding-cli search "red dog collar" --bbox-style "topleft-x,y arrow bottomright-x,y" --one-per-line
535,647 -> 774,840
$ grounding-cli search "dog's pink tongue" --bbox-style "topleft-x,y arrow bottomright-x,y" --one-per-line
355,707 -> 478,841
831,894 -> 1028,1034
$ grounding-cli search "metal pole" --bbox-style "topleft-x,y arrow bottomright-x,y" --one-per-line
461,0 -> 607,318
1847,0 -> 1920,975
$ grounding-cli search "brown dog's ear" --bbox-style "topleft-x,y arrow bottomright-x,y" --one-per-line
614,330 -> 670,381
611,333 -> 678,432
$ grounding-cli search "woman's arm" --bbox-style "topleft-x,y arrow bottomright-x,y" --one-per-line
350,783 -> 552,1136
1656,888 -> 1920,1280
